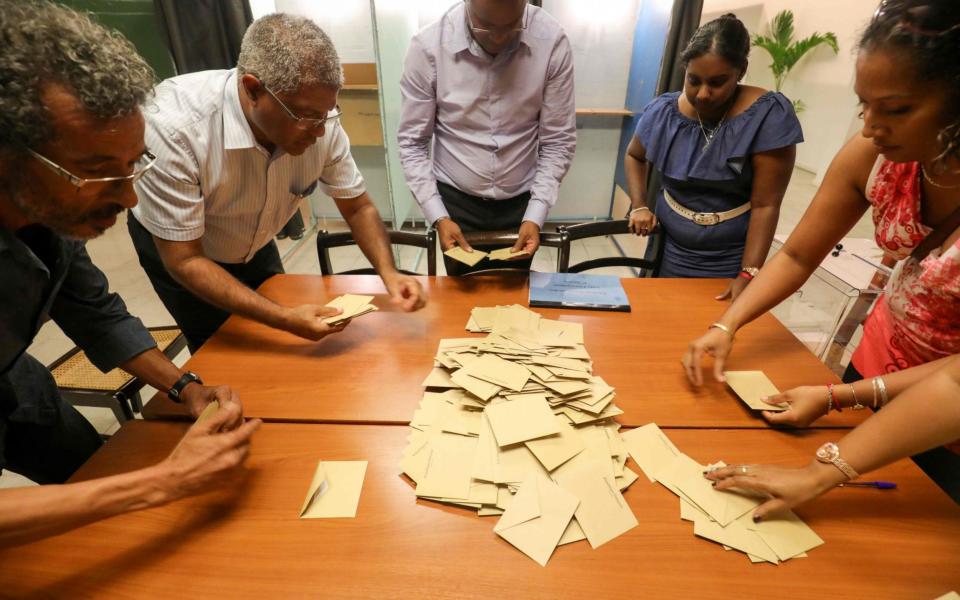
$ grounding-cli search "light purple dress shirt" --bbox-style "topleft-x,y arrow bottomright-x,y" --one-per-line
398,3 -> 576,227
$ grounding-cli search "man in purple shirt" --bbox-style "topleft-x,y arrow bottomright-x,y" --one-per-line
398,0 -> 576,275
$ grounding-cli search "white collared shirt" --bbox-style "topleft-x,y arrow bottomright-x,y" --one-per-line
132,69 -> 365,264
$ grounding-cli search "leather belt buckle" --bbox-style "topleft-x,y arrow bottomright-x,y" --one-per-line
693,212 -> 721,226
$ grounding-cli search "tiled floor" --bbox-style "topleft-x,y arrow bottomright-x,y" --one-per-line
2,167 -> 877,489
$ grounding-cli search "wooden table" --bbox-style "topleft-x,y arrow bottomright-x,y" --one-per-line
3,421 -> 957,599
144,275 -> 865,429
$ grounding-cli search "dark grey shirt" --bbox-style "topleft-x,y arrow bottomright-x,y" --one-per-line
0,224 -> 156,425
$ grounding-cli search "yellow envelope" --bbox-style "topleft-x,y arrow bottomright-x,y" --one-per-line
524,415 -> 585,471
300,460 -> 368,519
485,395 -> 561,447
538,319 -> 585,344
557,517 -> 587,546
195,399 -> 220,426
692,511 -> 780,564
461,354 -> 531,392
488,247 -> 529,261
450,368 -> 502,401
415,432 -> 478,500
494,473 -> 580,566
554,461 -> 638,549
746,509 -> 824,560
723,371 -> 787,411
444,246 -> 488,266
323,294 -> 378,324
421,367 -> 460,389
620,423 -> 682,482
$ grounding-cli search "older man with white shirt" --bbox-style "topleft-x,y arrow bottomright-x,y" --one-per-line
130,13 -> 426,352
398,0 -> 576,275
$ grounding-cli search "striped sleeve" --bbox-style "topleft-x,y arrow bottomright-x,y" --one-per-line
317,122 -> 366,200
133,121 -> 206,241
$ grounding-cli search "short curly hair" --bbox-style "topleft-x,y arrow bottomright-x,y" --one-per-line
0,0 -> 155,154
237,13 -> 343,94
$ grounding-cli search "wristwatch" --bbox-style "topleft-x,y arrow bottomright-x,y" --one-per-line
815,442 -> 859,480
168,371 -> 203,403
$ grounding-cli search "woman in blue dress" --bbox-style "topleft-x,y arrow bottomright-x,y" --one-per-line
625,13 -> 803,301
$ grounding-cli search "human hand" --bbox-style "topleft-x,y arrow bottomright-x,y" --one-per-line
510,221 -> 540,258
761,386 -> 829,428
282,304 -> 349,340
436,218 -> 471,252
704,461 -> 843,521
681,326 -> 735,386
158,404 -> 262,503
385,273 -> 427,312
715,276 -> 749,302
181,384 -> 244,431
627,209 -> 657,236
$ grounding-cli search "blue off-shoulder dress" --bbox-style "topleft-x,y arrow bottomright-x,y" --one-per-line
634,91 -> 803,278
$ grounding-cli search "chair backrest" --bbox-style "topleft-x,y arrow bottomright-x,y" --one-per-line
556,219 -> 660,276
460,229 -> 565,272
316,228 -> 437,276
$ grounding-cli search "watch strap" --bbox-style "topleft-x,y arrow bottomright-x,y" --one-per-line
168,371 -> 203,403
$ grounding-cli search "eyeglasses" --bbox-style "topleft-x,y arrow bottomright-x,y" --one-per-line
262,84 -> 342,131
873,0 -> 960,36
465,0 -> 528,40
28,148 -> 158,190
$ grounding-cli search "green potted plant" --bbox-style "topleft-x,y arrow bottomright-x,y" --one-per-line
751,10 -> 839,112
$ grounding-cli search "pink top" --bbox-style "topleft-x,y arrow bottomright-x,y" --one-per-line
851,158 -> 960,377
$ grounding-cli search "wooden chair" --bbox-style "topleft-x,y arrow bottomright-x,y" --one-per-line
49,326 -> 188,423
459,229 -> 565,276
316,229 -> 437,276
557,219 -> 660,276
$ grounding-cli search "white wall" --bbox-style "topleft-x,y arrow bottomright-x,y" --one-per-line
542,0 -> 641,219
700,0 -> 876,181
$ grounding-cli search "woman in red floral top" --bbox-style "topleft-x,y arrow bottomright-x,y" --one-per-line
683,0 -> 960,506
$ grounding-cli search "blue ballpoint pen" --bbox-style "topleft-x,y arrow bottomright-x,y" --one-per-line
838,481 -> 897,489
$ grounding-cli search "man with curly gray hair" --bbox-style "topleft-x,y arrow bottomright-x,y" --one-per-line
128,13 -> 427,353
0,0 -> 259,547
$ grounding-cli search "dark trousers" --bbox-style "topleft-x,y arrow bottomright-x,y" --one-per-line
843,362 -> 960,505
438,182 -> 534,276
128,215 -> 284,353
0,355 -> 102,484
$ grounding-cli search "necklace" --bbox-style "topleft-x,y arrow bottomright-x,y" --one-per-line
696,106 -> 731,151
921,164 -> 960,190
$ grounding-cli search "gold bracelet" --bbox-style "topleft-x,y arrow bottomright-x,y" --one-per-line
849,384 -> 865,410
709,322 -> 733,337
871,377 -> 879,409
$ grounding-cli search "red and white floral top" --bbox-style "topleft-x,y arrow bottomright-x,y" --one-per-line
851,158 -> 960,377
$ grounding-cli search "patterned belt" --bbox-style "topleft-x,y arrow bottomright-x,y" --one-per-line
664,190 -> 751,226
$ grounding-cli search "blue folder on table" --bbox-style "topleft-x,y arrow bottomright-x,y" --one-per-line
528,272 -> 631,312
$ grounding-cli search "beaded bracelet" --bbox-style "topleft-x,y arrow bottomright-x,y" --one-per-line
827,383 -> 842,412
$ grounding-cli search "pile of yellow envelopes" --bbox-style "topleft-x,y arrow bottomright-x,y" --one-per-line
622,423 -> 824,564
401,304 -> 640,566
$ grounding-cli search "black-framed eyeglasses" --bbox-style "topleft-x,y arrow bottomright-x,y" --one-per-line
873,0 -> 960,36
28,148 -> 158,189
464,0 -> 528,39
262,84 -> 342,131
